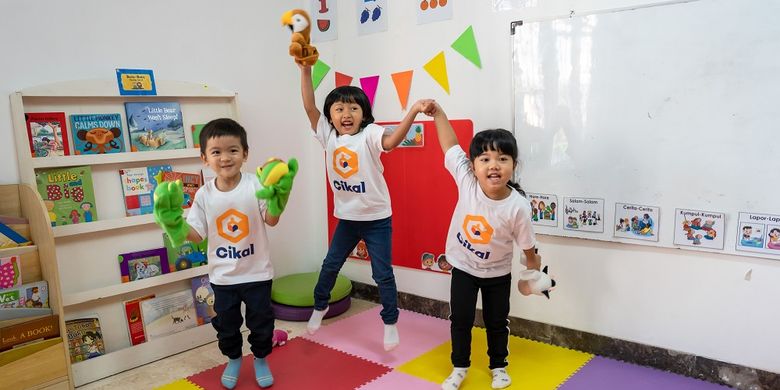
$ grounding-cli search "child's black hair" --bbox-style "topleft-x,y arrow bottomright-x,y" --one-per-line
199,118 -> 249,155
323,86 -> 375,130
468,128 -> 525,196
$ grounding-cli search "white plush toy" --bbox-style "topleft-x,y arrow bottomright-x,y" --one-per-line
517,266 -> 556,299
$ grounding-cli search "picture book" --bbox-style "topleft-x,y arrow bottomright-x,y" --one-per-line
0,222 -> 31,248
0,280 -> 48,309
190,275 -> 216,325
123,295 -> 155,346
527,193 -> 559,227
673,208 -> 725,250
191,123 -> 205,148
735,211 -> 780,256
562,197 -> 605,233
35,166 -> 97,226
140,290 -> 197,340
0,314 -> 59,351
613,203 -> 660,242
118,165 -> 172,216
0,256 -> 22,289
69,113 -> 125,155
125,102 -> 186,152
163,233 -> 207,271
118,247 -> 170,283
161,171 -> 202,208
25,112 -> 70,158
65,317 -> 104,363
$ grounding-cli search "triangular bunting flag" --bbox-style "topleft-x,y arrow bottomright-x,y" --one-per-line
423,52 -> 450,94
335,72 -> 353,87
451,25 -> 482,68
391,70 -> 413,110
312,60 -> 331,91
359,75 -> 380,108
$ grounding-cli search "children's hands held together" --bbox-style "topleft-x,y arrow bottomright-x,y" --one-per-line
255,158 -> 299,217
153,180 -> 190,248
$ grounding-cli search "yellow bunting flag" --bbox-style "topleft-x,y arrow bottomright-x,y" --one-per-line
390,70 -> 414,110
423,52 -> 450,94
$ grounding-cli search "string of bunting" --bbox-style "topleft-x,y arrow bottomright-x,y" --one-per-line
311,25 -> 481,110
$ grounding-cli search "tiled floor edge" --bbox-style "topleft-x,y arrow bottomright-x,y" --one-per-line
351,281 -> 778,390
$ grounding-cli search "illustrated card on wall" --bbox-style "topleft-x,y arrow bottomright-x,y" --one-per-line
382,123 -> 424,147
673,208 -> 725,249
69,113 -> 125,155
310,0 -> 338,42
347,239 -> 370,261
420,252 -> 453,274
735,212 -> 780,256
125,102 -> 185,152
527,193 -> 558,227
613,203 -> 660,242
562,197 -> 604,233
357,0 -> 387,36
417,0 -> 452,24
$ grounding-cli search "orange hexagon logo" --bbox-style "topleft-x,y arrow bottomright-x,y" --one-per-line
333,146 -> 359,179
462,215 -> 493,245
216,209 -> 249,243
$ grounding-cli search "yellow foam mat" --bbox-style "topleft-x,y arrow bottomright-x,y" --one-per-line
398,327 -> 594,389
154,379 -> 203,390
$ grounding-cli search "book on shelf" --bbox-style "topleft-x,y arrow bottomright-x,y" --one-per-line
0,256 -> 22,289
124,102 -> 186,152
24,112 -> 70,158
0,223 -> 31,249
123,295 -> 155,346
140,290 -> 197,340
0,314 -> 60,352
0,280 -> 48,309
65,317 -> 104,363
0,337 -> 62,366
69,113 -> 126,155
190,275 -> 216,325
118,247 -> 170,283
163,233 -> 207,272
35,166 -> 98,226
161,171 -> 202,209
191,123 -> 205,148
118,165 -> 172,216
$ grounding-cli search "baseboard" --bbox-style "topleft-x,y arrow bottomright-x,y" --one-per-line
350,281 -> 779,390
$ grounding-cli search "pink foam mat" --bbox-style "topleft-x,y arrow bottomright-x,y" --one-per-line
303,306 -> 451,368
358,370 -> 440,389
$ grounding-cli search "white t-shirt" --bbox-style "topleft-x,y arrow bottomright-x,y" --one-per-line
444,145 -> 537,278
314,115 -> 392,221
187,173 -> 273,285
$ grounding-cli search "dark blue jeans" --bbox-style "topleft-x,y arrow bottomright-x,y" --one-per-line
211,280 -> 274,360
314,217 -> 399,324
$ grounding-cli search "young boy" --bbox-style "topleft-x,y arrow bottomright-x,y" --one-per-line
153,118 -> 297,389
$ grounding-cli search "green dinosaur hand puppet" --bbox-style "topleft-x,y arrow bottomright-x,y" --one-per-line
255,157 -> 299,217
153,180 -> 190,248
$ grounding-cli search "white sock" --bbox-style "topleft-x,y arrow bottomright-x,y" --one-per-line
383,324 -> 399,351
491,368 -> 511,389
307,307 -> 329,334
441,367 -> 468,390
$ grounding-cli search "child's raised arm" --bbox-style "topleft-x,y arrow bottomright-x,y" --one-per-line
428,102 -> 459,154
300,65 -> 321,132
381,99 -> 433,151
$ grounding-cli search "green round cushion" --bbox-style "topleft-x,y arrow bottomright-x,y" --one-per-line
272,272 -> 352,307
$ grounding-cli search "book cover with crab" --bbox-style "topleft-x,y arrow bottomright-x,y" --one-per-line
34,166 -> 97,226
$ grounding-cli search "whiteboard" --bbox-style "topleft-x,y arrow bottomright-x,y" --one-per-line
511,0 -> 780,260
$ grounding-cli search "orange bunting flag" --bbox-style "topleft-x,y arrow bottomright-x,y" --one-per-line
423,52 -> 450,94
335,72 -> 353,87
390,70 -> 414,110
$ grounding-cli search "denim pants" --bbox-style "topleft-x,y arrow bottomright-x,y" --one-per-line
211,280 -> 274,360
449,267 -> 511,369
313,217 -> 399,324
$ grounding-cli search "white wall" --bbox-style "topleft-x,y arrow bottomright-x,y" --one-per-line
1,0 -> 777,375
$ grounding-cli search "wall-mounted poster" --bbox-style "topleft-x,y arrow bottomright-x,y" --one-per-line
673,208 -> 725,250
310,0 -> 338,42
735,212 -> 780,257
357,0 -> 388,36
527,193 -> 558,227
418,0 -> 452,24
613,203 -> 660,242
562,197 -> 604,233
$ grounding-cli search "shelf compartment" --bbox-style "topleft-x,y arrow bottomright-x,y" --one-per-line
0,244 -> 38,257
32,148 -> 200,169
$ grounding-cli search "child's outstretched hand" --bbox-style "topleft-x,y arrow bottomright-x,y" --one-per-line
255,158 -> 299,217
153,180 -> 190,248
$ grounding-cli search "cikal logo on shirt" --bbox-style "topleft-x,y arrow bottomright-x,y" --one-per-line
457,215 -> 493,259
332,146 -> 366,193
215,209 -> 254,259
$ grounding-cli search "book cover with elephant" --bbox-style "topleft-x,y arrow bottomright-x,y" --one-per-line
124,102 -> 186,152
69,113 -> 126,155
35,166 -> 97,226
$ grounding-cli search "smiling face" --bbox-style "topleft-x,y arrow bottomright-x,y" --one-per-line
471,149 -> 516,200
328,100 -> 364,136
201,135 -> 247,184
